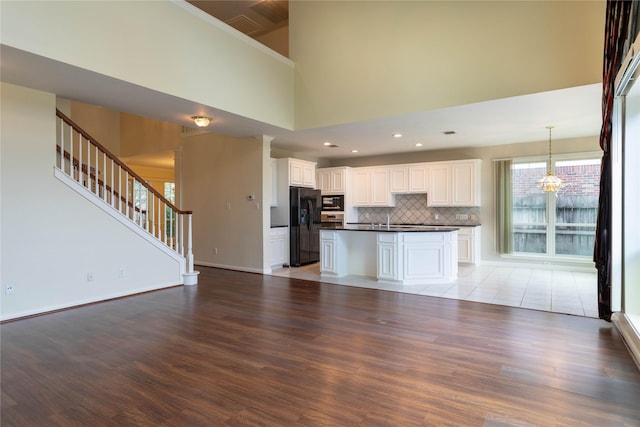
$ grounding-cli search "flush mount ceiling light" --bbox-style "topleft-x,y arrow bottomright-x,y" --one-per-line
323,142 -> 332,146
415,143 -> 423,147
392,133 -> 403,138
537,125 -> 562,193
323,142 -> 339,148
351,149 -> 358,153
191,116 -> 211,127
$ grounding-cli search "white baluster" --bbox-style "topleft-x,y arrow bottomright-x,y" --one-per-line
177,214 -> 183,256
110,160 -> 114,207
102,152 -> 107,201
125,172 -> 130,218
69,126 -> 74,179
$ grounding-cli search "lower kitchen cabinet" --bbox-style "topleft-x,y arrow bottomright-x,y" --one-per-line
270,227 -> 288,268
457,226 -> 481,265
377,233 -> 399,281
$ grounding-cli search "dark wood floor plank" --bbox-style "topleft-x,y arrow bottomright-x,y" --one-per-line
2,266 -> 639,426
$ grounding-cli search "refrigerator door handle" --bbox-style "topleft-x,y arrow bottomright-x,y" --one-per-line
307,199 -> 313,230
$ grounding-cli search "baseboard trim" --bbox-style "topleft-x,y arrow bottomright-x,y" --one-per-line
612,312 -> 640,372
195,261 -> 266,274
0,281 -> 182,323
481,259 -> 596,273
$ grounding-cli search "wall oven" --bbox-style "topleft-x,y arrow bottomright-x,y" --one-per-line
321,195 -> 344,211
321,212 -> 344,228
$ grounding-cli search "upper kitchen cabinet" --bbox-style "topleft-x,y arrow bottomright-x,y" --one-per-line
353,167 -> 395,207
428,160 -> 481,207
317,167 -> 350,194
390,164 -> 428,193
288,158 -> 316,188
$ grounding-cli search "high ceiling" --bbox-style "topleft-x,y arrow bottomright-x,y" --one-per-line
0,1 -> 602,166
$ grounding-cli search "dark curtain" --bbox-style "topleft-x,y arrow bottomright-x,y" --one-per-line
594,0 -> 632,321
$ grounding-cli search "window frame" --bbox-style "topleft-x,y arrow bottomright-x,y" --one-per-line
506,151 -> 601,262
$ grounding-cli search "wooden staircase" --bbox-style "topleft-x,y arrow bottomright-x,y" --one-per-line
54,109 -> 198,285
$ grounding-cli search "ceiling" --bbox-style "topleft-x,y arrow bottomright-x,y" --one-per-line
187,0 -> 288,41
0,0 -> 602,166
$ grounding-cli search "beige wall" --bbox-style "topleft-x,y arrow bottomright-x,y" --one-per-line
327,135 -> 601,264
290,1 -> 605,130
119,113 -> 183,158
182,133 -> 267,272
69,101 -> 121,155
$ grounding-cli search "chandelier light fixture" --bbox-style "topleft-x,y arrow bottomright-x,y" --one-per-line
191,116 -> 211,128
538,125 -> 562,193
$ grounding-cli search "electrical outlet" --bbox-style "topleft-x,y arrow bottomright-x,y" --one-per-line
5,283 -> 15,295
455,214 -> 469,220
87,272 -> 95,282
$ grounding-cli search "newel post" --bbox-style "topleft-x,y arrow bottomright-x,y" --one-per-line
182,212 -> 199,285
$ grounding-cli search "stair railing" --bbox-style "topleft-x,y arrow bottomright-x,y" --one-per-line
55,109 -> 195,276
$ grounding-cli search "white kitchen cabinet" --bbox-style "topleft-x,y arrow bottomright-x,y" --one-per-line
428,160 -> 481,206
320,230 -> 338,275
320,228 -> 458,284
390,164 -> 428,194
270,227 -> 288,268
353,167 -> 395,206
371,168 -> 393,205
270,158 -> 278,207
451,161 -> 480,206
408,164 -> 429,193
457,226 -> 481,265
289,158 -> 316,188
352,168 -> 372,205
320,229 -> 353,276
317,167 -> 348,194
390,166 -> 409,193
377,233 -> 399,281
402,233 -> 456,282
428,163 -> 452,205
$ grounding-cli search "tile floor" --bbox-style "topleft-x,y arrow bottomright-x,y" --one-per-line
270,263 -> 598,318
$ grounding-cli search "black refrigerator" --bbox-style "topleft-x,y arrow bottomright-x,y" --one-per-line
290,186 -> 322,267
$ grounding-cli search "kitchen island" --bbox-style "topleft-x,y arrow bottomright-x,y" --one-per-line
320,225 -> 458,285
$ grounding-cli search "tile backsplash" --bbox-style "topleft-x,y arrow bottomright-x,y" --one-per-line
356,194 -> 481,225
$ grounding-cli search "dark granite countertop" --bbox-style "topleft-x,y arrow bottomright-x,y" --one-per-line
347,222 -> 481,227
323,224 -> 459,232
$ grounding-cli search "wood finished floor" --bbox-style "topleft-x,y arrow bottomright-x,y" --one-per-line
2,266 -> 639,426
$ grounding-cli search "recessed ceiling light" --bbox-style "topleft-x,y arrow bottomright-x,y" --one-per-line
323,142 -> 332,146
443,130 -> 456,135
392,133 -> 403,138
415,143 -> 423,147
352,150 -> 358,153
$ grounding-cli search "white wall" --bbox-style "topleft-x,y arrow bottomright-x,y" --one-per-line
0,83 -> 183,321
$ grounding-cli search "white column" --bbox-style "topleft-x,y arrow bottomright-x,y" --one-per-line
261,135 -> 274,273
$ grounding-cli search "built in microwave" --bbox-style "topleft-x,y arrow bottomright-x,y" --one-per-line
321,195 -> 344,211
